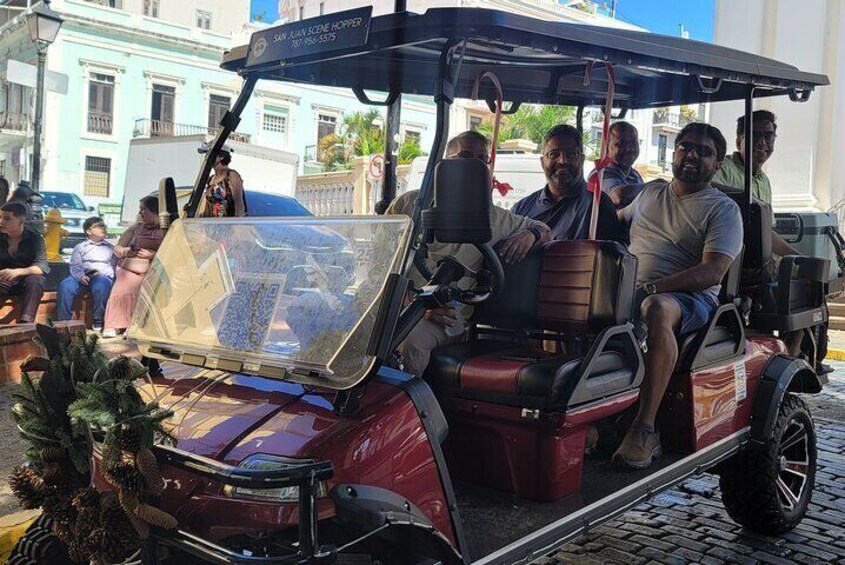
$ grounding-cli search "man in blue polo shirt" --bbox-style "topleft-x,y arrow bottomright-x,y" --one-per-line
512,125 -> 623,242
589,121 -> 650,209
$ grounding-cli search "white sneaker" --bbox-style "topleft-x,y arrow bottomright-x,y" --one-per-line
101,328 -> 117,338
92,324 -> 104,333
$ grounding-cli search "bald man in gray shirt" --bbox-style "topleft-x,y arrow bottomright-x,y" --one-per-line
612,123 -> 743,470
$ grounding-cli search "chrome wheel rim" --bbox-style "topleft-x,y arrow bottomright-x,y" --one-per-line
776,418 -> 811,512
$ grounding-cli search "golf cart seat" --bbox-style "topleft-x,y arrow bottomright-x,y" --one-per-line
427,240 -> 642,409
425,239 -> 643,501
716,186 -> 829,335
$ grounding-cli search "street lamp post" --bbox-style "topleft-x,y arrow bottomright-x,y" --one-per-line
26,3 -> 63,193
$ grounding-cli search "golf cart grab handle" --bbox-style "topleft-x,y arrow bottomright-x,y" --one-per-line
153,444 -> 334,489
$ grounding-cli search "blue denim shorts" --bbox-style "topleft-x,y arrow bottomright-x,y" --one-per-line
663,291 -> 719,335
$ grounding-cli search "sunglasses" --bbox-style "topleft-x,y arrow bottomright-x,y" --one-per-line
675,141 -> 716,158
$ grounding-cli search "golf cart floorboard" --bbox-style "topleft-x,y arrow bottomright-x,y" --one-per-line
456,451 -> 685,559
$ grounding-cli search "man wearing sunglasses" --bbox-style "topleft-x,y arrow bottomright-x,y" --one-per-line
386,130 -> 551,376
713,110 -> 777,204
613,123 -> 743,469
512,124 -> 623,242
56,216 -> 116,333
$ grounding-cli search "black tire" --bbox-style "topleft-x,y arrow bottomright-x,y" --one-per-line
719,393 -> 817,534
5,514 -> 76,565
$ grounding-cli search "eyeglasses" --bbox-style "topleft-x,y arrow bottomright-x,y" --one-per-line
675,141 -> 716,158
743,131 -> 778,143
543,149 -> 582,161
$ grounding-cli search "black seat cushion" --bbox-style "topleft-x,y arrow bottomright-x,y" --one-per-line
677,326 -> 737,372
427,341 -> 631,409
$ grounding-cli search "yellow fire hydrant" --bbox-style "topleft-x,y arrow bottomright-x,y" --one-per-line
44,208 -> 68,260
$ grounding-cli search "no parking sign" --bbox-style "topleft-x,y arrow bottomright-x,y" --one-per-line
367,154 -> 385,181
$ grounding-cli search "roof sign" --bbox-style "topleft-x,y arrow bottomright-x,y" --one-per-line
247,6 -> 372,67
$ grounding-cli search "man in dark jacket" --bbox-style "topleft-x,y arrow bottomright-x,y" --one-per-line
0,201 -> 49,323
512,125 -> 623,243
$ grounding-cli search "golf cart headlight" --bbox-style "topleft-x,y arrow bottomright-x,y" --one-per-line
223,455 -> 327,502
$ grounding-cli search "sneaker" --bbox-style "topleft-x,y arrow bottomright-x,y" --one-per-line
101,328 -> 117,338
584,424 -> 600,455
612,425 -> 662,469
92,323 -> 104,333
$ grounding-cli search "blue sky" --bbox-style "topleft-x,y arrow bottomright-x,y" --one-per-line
248,0 -> 715,42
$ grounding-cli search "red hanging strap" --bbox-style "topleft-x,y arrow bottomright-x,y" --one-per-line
471,71 -> 513,198
587,63 -> 616,240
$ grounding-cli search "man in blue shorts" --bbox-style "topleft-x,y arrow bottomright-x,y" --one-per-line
613,123 -> 743,469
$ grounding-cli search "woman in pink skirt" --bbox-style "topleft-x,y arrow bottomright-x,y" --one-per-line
102,196 -> 164,336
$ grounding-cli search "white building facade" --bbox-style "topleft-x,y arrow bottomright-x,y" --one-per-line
711,0 -> 843,211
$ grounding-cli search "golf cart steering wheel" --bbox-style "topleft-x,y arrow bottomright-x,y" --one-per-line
456,242 -> 505,304
421,242 -> 503,306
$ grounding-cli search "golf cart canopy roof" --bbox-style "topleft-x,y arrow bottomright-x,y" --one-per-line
223,7 -> 829,109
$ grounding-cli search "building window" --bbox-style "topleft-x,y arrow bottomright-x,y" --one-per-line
404,130 -> 421,146
469,115 -> 482,131
87,73 -> 114,135
298,5 -> 304,20
151,84 -> 175,136
319,2 -> 325,15
84,156 -> 111,197
317,113 -> 338,146
657,134 -> 668,167
263,111 -> 287,134
207,94 -> 230,129
196,10 -> 211,30
143,0 -> 159,18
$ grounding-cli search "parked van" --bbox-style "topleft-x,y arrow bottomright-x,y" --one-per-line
121,134 -> 299,225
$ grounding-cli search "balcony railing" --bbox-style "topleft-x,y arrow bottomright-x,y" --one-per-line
652,110 -> 695,128
0,112 -> 29,132
133,118 -> 251,143
87,112 -> 113,135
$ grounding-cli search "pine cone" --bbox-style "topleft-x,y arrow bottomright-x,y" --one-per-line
135,448 -> 164,497
73,507 -> 101,549
84,527 -> 109,558
71,487 -> 101,511
40,446 -> 65,464
107,357 -> 147,381
67,540 -> 88,564
9,466 -> 45,509
135,503 -> 178,530
99,526 -> 140,562
41,465 -> 64,488
104,462 -> 144,496
114,425 -> 142,455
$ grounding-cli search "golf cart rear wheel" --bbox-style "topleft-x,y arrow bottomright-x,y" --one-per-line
720,393 -> 816,534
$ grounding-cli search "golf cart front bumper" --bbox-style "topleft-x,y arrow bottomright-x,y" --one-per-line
145,444 -> 335,564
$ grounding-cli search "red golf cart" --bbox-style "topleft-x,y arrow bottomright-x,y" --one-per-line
17,6 -> 833,565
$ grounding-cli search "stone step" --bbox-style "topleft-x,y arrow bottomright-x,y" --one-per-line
830,316 -> 845,332
830,302 -> 845,318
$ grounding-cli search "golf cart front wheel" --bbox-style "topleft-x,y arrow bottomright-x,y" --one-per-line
720,393 -> 816,534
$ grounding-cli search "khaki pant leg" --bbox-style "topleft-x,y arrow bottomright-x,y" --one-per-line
400,318 -> 459,376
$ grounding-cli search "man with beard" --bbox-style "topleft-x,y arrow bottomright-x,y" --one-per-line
387,130 -> 551,376
712,110 -> 803,355
512,125 -> 622,242
612,123 -> 742,469
589,121 -> 647,209
713,110 -> 776,203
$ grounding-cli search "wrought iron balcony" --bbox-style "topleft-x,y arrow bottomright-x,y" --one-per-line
0,112 -> 29,132
133,118 -> 251,143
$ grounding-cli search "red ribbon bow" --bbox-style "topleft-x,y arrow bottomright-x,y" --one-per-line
493,177 -> 513,197
587,155 -> 617,194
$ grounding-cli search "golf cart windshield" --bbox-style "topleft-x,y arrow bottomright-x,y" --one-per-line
128,216 -> 411,388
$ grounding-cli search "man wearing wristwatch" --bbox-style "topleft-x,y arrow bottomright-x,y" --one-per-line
512,124 -> 624,243
612,123 -> 743,470
386,131 -> 551,377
